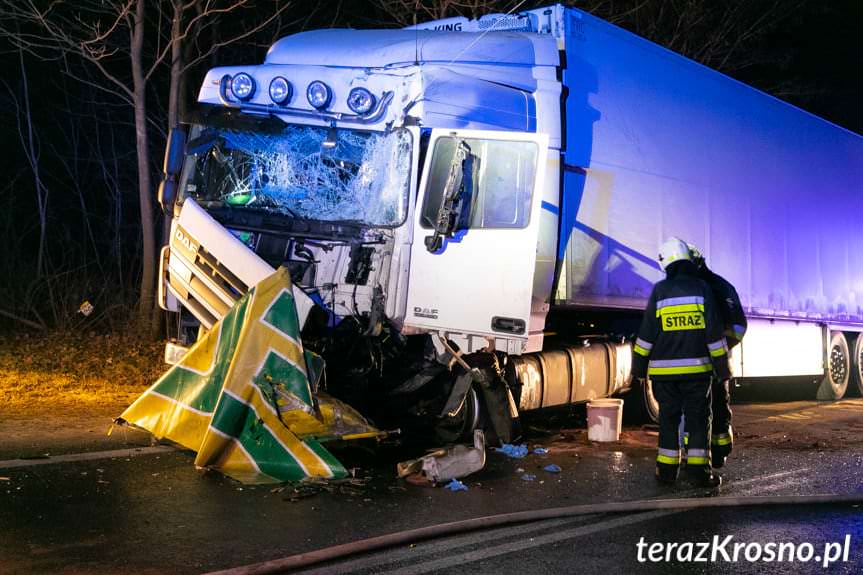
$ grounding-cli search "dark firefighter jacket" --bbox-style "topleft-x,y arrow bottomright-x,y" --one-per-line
699,267 -> 747,349
632,263 -> 731,382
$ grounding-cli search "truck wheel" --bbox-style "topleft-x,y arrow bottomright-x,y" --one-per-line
643,378 -> 660,423
435,385 -> 482,444
816,332 -> 849,400
851,334 -> 863,397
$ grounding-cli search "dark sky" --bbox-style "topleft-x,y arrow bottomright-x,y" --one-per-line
748,0 -> 862,134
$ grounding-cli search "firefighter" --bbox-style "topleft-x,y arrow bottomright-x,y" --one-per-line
632,237 -> 731,488
686,242 -> 747,468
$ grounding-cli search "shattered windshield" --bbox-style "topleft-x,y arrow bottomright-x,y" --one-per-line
179,123 -> 412,226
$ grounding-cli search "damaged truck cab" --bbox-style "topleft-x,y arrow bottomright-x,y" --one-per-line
157,4 -> 863,442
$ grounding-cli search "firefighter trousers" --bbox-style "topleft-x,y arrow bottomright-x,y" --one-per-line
654,378 -> 712,473
711,378 -> 733,459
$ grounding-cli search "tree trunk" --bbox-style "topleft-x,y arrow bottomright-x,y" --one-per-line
18,46 -> 48,279
131,0 -> 156,332
167,0 -> 183,131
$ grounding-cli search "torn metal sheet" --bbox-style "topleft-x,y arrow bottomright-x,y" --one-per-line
118,267 -> 383,484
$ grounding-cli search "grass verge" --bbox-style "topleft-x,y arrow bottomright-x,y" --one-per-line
0,333 -> 164,414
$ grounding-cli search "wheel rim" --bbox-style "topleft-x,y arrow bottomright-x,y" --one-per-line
830,344 -> 848,385
644,378 -> 660,422
857,338 -> 863,391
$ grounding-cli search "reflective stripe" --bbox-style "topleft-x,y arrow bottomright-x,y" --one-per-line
634,345 -> 651,357
724,325 -> 747,341
635,338 -> 653,351
708,338 -> 728,358
688,448 -> 709,465
656,296 -> 704,309
649,357 -> 711,368
707,339 -> 726,352
656,447 -> 680,465
656,303 -> 705,317
648,356 -> 712,376
712,433 -> 733,446
649,364 -> 713,375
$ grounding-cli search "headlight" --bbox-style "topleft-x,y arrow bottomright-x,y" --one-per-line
269,77 -> 292,105
306,81 -> 332,109
347,87 -> 376,114
230,73 -> 256,101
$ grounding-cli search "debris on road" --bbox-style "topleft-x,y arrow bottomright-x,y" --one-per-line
494,443 -> 529,458
533,447 -> 549,455
273,476 -> 372,502
444,479 -> 469,492
544,464 -> 562,473
397,430 -> 486,483
520,473 -> 536,481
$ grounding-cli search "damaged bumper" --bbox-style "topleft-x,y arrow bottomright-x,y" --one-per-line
118,267 -> 386,484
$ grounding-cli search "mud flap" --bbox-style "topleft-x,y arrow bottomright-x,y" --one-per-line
438,362 -> 520,446
475,372 -> 520,445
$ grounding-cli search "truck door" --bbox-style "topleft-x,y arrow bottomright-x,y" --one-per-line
405,129 -> 549,341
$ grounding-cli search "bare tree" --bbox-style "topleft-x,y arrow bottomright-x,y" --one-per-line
0,0 -> 293,334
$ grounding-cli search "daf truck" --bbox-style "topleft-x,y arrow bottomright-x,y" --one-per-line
156,4 -> 863,440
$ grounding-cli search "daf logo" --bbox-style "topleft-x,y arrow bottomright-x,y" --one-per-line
413,306 -> 439,319
174,227 -> 199,254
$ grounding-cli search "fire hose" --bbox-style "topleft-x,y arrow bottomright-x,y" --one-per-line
205,492 -> 863,575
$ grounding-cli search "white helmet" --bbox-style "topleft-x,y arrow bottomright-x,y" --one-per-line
685,242 -> 705,265
658,237 -> 691,270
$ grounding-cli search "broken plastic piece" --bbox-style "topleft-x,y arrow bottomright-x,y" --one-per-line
421,429 -> 486,483
445,479 -> 469,492
397,430 -> 486,483
494,443 -> 528,458
520,473 -> 536,481
543,464 -> 562,473
533,447 -> 549,455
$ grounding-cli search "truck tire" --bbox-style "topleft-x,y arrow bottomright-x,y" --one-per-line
625,377 -> 659,423
435,385 -> 482,444
816,332 -> 849,400
851,334 -> 863,397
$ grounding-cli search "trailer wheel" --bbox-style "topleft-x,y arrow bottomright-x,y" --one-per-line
851,334 -> 863,397
816,332 -> 849,400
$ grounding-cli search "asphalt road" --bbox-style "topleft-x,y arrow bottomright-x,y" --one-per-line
1,394 -> 862,574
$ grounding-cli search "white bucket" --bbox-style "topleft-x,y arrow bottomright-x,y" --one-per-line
587,398 -> 624,442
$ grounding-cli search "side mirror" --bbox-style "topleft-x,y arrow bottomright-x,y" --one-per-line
164,127 -> 188,177
158,127 -> 188,215
424,140 -> 473,253
158,179 -> 178,215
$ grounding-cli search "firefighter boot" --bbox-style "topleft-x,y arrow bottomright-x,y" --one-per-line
655,462 -> 679,485
711,429 -> 733,469
685,465 -> 722,488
